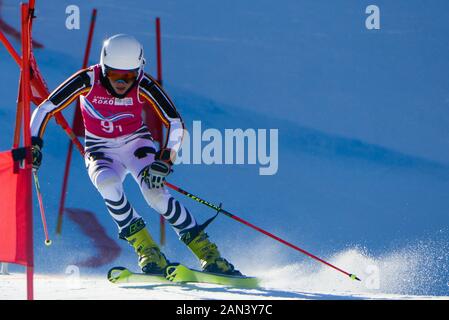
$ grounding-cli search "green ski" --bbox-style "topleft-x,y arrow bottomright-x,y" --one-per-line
107,266 -> 175,285
166,264 -> 260,288
107,264 -> 260,289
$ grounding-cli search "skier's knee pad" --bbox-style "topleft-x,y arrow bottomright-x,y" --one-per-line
142,187 -> 171,212
94,171 -> 122,198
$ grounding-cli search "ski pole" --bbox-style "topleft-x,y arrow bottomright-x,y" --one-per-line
32,169 -> 52,246
165,181 -> 361,282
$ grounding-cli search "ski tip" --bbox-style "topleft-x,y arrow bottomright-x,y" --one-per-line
107,266 -> 130,283
349,274 -> 361,282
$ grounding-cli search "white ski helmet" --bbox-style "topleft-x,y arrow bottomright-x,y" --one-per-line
100,34 -> 145,76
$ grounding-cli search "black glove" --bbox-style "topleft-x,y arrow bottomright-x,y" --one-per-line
147,160 -> 171,189
139,161 -> 171,189
31,136 -> 43,170
140,148 -> 173,189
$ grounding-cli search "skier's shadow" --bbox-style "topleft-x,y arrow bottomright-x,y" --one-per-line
120,283 -> 362,300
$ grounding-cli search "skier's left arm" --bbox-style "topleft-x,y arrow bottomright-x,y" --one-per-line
139,74 -> 184,165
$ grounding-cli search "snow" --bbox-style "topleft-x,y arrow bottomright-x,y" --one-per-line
3,247 -> 449,300
2,0 -> 449,299
0,274 -> 443,300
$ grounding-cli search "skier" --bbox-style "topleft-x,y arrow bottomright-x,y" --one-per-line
30,34 -> 241,276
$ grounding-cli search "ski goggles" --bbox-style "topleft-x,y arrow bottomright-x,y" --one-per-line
105,67 -> 139,83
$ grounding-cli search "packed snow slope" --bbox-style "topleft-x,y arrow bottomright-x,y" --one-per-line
1,0 -> 449,299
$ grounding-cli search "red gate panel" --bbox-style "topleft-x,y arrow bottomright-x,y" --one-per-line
0,151 -> 32,266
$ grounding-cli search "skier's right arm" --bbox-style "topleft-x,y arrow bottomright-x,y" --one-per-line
30,68 -> 93,169
30,68 -> 93,139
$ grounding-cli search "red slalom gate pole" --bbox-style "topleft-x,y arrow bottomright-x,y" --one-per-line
164,181 -> 361,282
56,8 -> 97,235
0,30 -> 21,65
156,17 -> 163,86
54,114 -> 84,154
155,17 -> 166,246
56,140 -> 72,235
21,1 -> 33,301
81,9 -> 96,68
